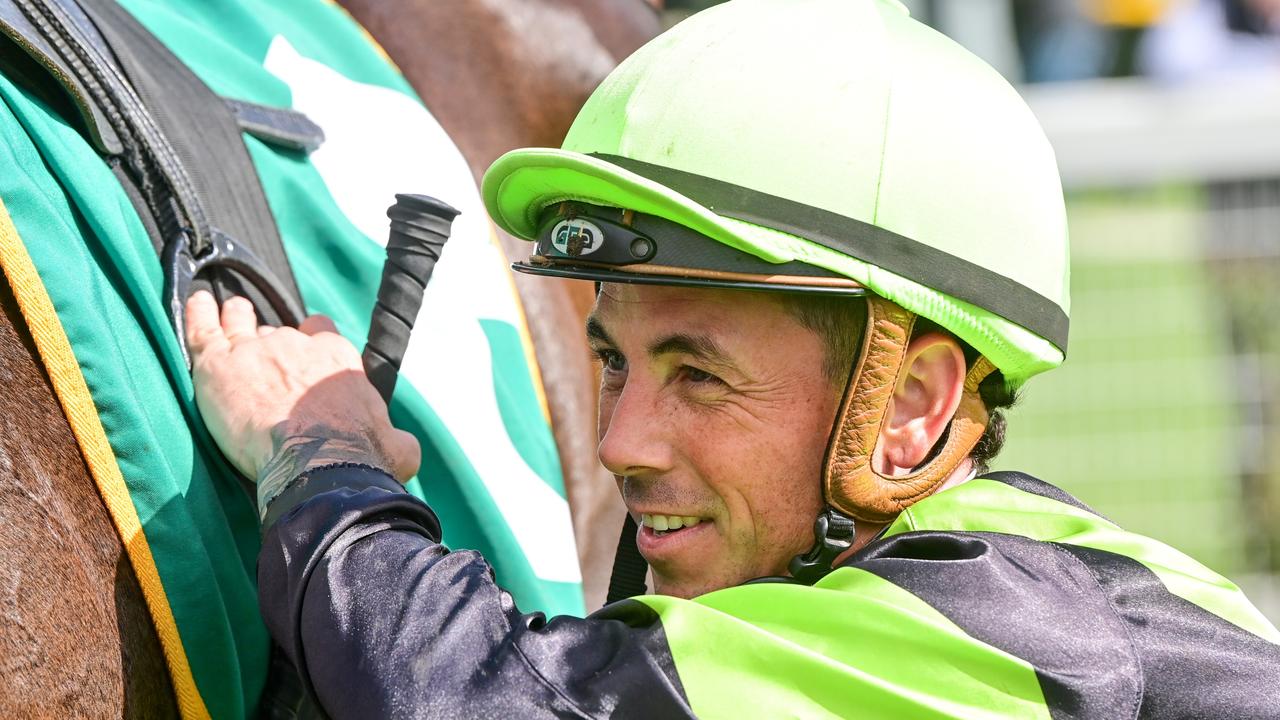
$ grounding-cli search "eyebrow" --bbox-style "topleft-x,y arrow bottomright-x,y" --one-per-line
586,315 -> 737,369
585,316 -> 613,346
648,333 -> 735,368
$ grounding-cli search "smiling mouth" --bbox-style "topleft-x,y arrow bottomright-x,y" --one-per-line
640,513 -> 706,537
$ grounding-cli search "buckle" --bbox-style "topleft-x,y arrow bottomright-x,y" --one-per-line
787,507 -> 856,585
164,228 -> 305,367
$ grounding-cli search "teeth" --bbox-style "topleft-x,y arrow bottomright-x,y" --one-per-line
640,514 -> 704,532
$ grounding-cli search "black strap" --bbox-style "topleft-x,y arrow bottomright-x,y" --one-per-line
10,0 -> 210,250
226,97 -> 325,154
76,0 -> 302,306
0,0 -> 305,333
605,513 -> 648,605
787,507 -> 856,585
0,0 -> 121,153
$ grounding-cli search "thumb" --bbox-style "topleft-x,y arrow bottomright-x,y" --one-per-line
384,429 -> 421,483
186,290 -> 228,360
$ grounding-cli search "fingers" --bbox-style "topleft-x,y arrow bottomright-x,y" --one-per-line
299,314 -> 339,336
186,290 -> 228,359
221,296 -> 259,341
193,294 -> 346,347
385,428 -> 422,483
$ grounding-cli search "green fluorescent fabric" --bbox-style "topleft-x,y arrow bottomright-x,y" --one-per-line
482,0 -> 1070,388
638,573 -> 1051,719
889,478 -> 1280,643
1,0 -> 580,716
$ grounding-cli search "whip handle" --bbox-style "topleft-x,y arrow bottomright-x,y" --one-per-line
362,193 -> 459,404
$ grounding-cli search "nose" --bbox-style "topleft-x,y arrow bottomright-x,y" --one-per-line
597,376 -> 673,478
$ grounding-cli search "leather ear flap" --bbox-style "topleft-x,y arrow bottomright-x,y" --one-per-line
823,296 -> 996,523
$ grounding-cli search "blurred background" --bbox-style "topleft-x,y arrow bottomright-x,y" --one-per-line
660,0 -> 1280,621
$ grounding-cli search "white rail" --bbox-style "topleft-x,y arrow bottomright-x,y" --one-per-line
1022,71 -> 1280,188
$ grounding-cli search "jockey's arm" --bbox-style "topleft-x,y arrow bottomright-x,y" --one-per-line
259,463 -> 693,718
254,453 -> 1063,720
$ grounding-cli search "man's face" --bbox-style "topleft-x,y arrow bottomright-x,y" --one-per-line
587,283 -> 840,598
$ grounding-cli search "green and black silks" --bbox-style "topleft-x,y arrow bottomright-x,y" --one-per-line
641,472 -> 1280,718
0,0 -> 579,716
260,467 -> 1280,719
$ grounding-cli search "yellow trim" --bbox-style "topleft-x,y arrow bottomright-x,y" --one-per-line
0,198 -> 211,720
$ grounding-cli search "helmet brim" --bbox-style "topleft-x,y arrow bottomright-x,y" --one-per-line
484,148 -> 794,265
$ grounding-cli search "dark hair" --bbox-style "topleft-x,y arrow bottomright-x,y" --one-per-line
777,294 -> 1017,474
774,292 -> 867,384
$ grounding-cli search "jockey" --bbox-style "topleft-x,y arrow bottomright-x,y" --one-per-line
189,0 -> 1280,716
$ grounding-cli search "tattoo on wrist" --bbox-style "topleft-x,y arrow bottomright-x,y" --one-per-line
256,426 -> 390,518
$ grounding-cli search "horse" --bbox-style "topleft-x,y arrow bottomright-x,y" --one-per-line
0,1 -> 657,716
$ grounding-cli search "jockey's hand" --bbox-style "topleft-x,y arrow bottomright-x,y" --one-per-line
185,291 -> 420,514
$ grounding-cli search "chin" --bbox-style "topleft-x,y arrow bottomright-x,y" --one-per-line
652,570 -> 739,599
653,581 -> 706,600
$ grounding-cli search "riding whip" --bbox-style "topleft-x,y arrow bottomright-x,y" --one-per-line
363,193 -> 459,404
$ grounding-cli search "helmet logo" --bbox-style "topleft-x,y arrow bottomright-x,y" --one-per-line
551,219 -> 603,256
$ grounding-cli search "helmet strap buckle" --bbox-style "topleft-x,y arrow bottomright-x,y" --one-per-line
787,507 -> 856,585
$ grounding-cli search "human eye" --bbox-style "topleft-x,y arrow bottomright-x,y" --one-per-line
679,365 -> 724,386
594,349 -> 628,392
593,348 -> 627,375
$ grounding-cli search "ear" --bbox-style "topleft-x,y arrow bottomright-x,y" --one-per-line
874,332 -> 967,475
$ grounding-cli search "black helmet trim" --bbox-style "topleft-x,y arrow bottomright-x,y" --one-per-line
523,202 -> 866,296
586,153 -> 1069,353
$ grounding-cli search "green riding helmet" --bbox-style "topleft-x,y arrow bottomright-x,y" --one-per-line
482,0 -> 1069,578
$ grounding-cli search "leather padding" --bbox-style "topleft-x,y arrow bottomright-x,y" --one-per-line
824,296 -> 996,522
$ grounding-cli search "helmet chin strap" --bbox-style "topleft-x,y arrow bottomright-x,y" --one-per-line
790,296 -> 997,585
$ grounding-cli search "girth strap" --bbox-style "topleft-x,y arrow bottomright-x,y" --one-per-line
226,97 -> 325,154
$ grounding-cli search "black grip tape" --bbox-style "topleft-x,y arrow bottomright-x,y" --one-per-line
363,193 -> 459,404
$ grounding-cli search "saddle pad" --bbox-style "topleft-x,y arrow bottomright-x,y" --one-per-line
0,1 -> 581,717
